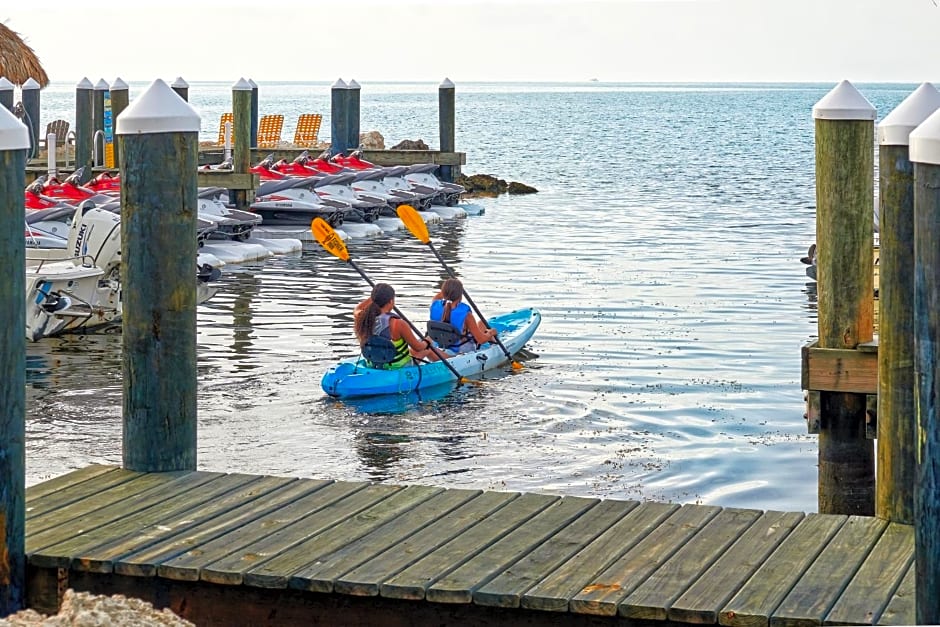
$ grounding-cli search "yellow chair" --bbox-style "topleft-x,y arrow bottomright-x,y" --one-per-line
293,113 -> 323,147
257,114 -> 284,149
216,112 -> 234,146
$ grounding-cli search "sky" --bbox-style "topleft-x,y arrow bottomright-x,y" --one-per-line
6,0 -> 940,84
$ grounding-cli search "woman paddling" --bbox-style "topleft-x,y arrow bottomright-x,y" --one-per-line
428,278 -> 497,354
354,283 -> 438,368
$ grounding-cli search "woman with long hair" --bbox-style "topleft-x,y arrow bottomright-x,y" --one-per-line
354,283 -> 438,368
428,278 -> 497,354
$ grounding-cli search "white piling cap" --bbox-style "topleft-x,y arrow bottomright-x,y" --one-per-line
347,79 -> 360,89
0,77 -> 12,90
909,108 -> 940,165
94,78 -> 109,90
111,77 -> 128,90
232,77 -> 251,91
116,78 -> 200,135
332,78 -> 348,89
440,78 -> 455,89
22,78 -> 40,90
172,76 -> 189,89
247,78 -> 257,88
76,77 -> 93,89
0,104 -> 30,149
812,80 -> 875,121
879,83 -> 940,147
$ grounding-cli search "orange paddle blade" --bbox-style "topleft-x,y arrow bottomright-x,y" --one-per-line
311,218 -> 349,261
395,204 -> 430,244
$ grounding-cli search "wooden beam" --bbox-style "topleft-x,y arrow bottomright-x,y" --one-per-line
802,341 -> 878,394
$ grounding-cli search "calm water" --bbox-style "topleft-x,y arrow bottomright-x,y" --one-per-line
23,81 -> 915,512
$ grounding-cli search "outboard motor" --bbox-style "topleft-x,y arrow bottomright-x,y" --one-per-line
67,202 -> 122,277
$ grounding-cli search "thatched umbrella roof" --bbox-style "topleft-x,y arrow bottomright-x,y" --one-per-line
0,22 -> 49,87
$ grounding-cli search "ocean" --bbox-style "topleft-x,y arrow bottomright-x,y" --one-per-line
23,80 -> 915,513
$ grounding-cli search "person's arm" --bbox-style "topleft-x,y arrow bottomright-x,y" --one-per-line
391,318 -> 438,360
465,313 -> 498,344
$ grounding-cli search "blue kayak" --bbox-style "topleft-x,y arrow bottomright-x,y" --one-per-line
321,307 -> 541,399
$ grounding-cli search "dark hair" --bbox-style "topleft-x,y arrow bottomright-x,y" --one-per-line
355,283 -> 395,344
439,278 -> 463,323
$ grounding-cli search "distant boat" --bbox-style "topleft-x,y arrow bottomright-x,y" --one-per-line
589,78 -> 599,82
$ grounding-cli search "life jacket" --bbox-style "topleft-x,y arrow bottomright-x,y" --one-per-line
363,313 -> 411,369
428,299 -> 474,351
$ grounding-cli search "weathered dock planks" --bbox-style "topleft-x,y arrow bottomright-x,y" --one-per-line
25,465 -> 916,626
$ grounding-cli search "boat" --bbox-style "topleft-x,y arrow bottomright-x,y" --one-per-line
321,307 -> 541,399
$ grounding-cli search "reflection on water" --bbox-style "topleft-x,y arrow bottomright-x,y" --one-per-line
27,82 -> 917,513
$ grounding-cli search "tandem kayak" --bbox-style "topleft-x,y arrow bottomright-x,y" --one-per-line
321,307 -> 541,399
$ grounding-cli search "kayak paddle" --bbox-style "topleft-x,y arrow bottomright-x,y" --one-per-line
310,217 -> 471,384
396,204 -> 523,370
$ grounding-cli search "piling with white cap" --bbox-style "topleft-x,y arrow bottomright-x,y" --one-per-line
347,79 -> 361,151
439,77 -> 456,182
330,78 -> 349,156
110,78 -> 130,169
74,77 -> 95,174
0,77 -> 14,112
876,82 -> 940,525
171,76 -> 189,102
21,77 -> 41,158
908,102 -> 940,626
0,102 -> 29,616
812,80 -> 876,516
116,78 -> 201,472
232,78 -> 253,208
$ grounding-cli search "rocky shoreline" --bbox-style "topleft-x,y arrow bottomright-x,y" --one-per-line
0,590 -> 193,627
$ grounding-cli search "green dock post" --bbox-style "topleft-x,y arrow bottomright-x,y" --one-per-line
21,78 -> 40,160
74,77 -> 94,175
876,83 -> 940,524
910,104 -> 940,625
0,77 -> 12,112
171,76 -> 189,102
348,79 -> 361,151
231,78 -> 252,209
248,78 -> 258,148
438,77 -> 456,182
117,78 -> 200,472
330,78 -> 349,156
0,102 -> 29,616
110,78 -> 129,170
813,80 -> 876,516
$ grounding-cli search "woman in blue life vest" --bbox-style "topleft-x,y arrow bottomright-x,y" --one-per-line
354,283 -> 438,369
429,278 -> 498,354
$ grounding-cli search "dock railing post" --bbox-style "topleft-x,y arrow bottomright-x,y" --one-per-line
117,79 -> 200,472
109,78 -> 129,170
0,100 -> 30,616
876,83 -> 940,524
909,102 -> 940,625
0,77 -> 12,113
438,77 -> 456,182
812,80 -> 876,515
232,78 -> 252,209
21,78 -> 40,160
171,76 -> 189,102
74,77 -> 94,175
347,79 -> 361,151
248,78 -> 258,149
330,78 -> 349,157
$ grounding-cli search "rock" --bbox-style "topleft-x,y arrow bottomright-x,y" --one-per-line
454,173 -> 538,197
390,139 -> 430,150
358,131 -> 385,150
0,589 -> 194,626
507,181 -> 538,195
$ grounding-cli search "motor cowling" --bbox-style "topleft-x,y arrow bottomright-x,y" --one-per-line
68,204 -> 122,276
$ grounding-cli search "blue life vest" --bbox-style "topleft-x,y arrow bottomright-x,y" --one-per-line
429,299 -> 473,351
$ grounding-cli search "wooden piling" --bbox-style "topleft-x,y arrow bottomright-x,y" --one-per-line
330,78 -> 349,156
116,79 -> 200,472
248,79 -> 258,148
438,78 -> 456,183
171,77 -> 189,102
0,77 -> 13,112
231,78 -> 252,209
876,83 -> 940,524
813,80 -> 876,516
0,102 -> 29,615
347,79 -> 361,151
92,79 -> 109,171
909,106 -> 940,625
74,78 -> 94,175
21,78 -> 40,160
109,78 -> 129,170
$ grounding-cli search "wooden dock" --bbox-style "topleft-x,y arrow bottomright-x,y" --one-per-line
25,465 -> 914,626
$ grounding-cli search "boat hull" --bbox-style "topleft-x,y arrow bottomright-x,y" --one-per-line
321,307 -> 541,399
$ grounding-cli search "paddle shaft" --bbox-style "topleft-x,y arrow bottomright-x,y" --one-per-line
424,242 -> 517,362
347,258 -> 464,378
